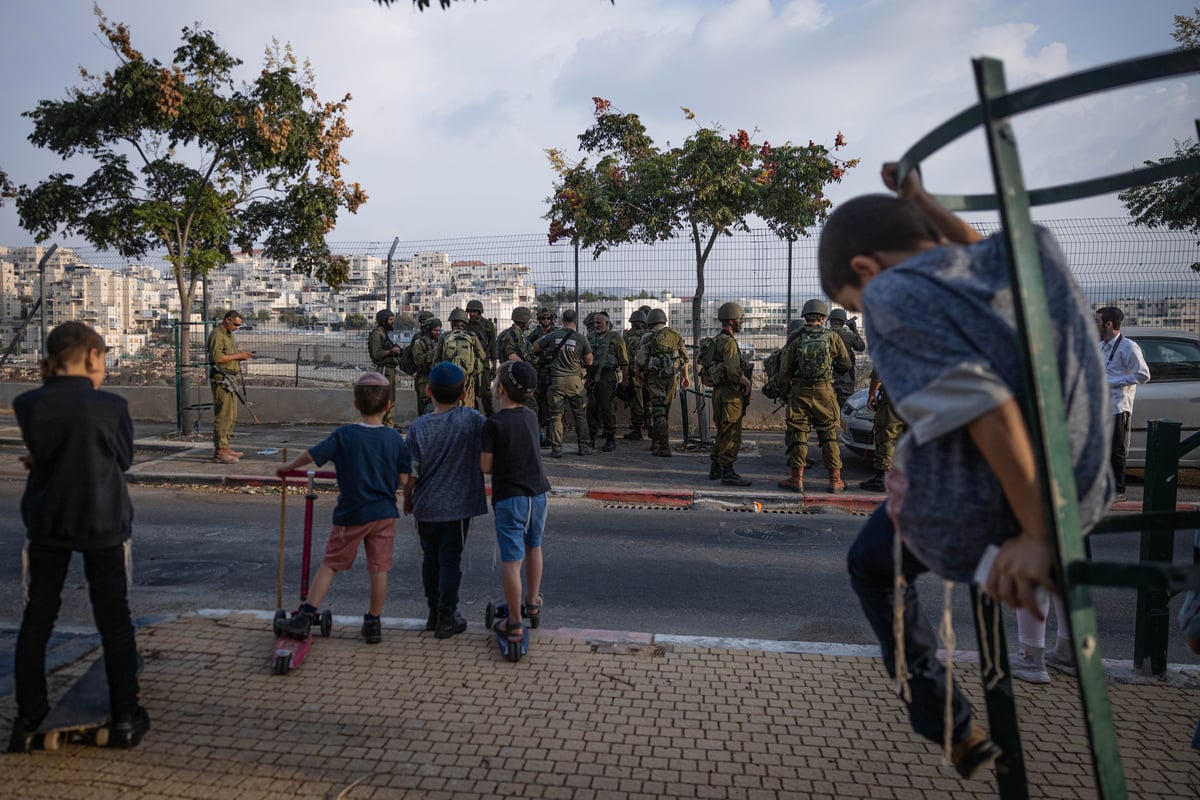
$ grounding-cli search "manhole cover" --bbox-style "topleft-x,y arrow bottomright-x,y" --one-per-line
733,524 -> 820,542
137,561 -> 232,586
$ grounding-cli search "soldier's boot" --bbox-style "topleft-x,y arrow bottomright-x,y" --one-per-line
720,466 -> 751,487
623,429 -> 643,441
709,462 -> 722,481
860,471 -> 886,492
777,467 -> 804,493
828,469 -> 846,494
602,435 -> 616,452
652,444 -> 672,458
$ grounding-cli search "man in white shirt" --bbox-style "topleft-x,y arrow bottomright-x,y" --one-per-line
1096,306 -> 1150,500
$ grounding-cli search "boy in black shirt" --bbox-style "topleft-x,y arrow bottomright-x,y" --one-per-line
481,360 -> 551,643
9,322 -> 148,752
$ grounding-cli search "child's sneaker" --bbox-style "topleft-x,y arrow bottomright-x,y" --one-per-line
1044,643 -> 1078,676
1009,648 -> 1050,684
435,610 -> 467,639
361,614 -> 382,645
282,606 -> 317,639
951,724 -> 1002,779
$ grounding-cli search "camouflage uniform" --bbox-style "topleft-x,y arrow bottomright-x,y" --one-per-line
871,380 -> 906,473
533,313 -> 559,436
777,323 -> 851,473
622,318 -> 647,437
536,326 -> 593,453
708,331 -> 747,471
433,325 -> 486,409
635,323 -> 687,455
207,324 -> 242,452
496,321 -> 537,413
411,325 -> 440,415
368,317 -> 402,427
465,309 -> 497,416
831,323 -> 866,408
586,326 -> 629,447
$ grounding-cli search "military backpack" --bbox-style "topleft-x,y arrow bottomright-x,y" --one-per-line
438,330 -> 478,375
760,349 -> 783,400
637,328 -> 679,376
792,328 -> 834,383
396,339 -> 418,376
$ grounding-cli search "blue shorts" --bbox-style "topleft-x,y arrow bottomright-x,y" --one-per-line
494,493 -> 547,563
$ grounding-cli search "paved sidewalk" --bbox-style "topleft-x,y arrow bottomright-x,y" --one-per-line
3,613 -> 1198,799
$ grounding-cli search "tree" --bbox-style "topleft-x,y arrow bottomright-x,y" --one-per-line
343,312 -> 369,330
1118,10 -> 1200,270
15,8 -> 366,358
0,169 -> 15,207
545,98 -> 856,344
255,308 -> 272,322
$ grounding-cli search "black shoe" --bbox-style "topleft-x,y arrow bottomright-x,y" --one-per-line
109,705 -> 151,749
588,437 -> 596,449
540,436 -> 551,449
282,607 -> 316,639
720,468 -> 751,487
434,610 -> 468,639
623,430 -> 643,441
361,614 -> 382,644
709,462 -> 722,480
859,472 -> 886,492
7,709 -> 48,754
550,447 -> 563,458
577,445 -> 593,456
602,436 -> 616,452
425,608 -> 438,632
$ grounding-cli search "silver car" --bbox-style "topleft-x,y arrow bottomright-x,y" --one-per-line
837,327 -> 1200,469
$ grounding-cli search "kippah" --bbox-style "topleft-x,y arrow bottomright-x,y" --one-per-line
429,361 -> 466,386
355,371 -> 390,387
503,360 -> 538,392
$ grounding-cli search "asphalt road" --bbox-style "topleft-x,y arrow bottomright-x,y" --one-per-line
1,482 -> 1197,668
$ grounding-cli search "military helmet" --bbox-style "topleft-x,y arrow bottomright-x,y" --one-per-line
801,299 -> 829,319
537,306 -> 556,320
828,308 -> 848,323
646,308 -> 667,325
629,309 -> 647,324
375,308 -> 395,326
448,307 -> 469,323
466,299 -> 484,313
425,317 -> 442,331
717,301 -> 744,321
417,310 -> 433,322
638,305 -> 653,315
511,306 -> 533,323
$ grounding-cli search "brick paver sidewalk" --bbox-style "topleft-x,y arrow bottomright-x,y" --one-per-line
4,613 -> 1198,798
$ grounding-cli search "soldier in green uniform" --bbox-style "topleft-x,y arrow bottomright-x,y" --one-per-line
465,299 -> 497,416
776,299 -> 850,494
496,306 -> 538,414
367,308 -> 403,428
621,309 -> 648,440
533,307 -> 558,443
633,308 -> 689,457
207,310 -> 253,464
860,372 -> 907,492
828,307 -> 866,408
532,309 -> 593,458
411,316 -> 441,415
585,311 -> 630,452
434,308 -> 486,410
706,302 -> 752,486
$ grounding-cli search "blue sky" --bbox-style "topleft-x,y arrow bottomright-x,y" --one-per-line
0,0 -> 1195,247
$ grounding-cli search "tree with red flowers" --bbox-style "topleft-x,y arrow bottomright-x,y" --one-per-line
545,98 -> 857,344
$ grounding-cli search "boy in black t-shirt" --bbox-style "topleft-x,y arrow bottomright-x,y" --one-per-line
481,360 -> 551,644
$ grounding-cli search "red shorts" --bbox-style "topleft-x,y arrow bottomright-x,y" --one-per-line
321,518 -> 396,573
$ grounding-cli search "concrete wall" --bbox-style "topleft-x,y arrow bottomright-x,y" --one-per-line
0,382 -> 785,432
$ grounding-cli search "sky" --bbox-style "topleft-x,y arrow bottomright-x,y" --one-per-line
0,0 -> 1195,249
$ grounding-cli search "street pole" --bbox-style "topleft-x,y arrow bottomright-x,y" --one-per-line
386,237 -> 399,311
37,244 -> 58,360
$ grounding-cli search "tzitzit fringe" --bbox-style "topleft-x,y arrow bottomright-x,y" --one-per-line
892,518 -> 912,703
940,580 -> 956,763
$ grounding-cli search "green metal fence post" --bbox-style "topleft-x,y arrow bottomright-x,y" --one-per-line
1134,419 -> 1182,675
174,321 -> 183,435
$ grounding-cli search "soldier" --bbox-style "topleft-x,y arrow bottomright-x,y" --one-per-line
533,307 -> 558,443
465,299 -> 497,416
207,310 -> 253,464
497,306 -> 538,414
433,308 -> 486,409
367,308 -> 403,428
828,308 -> 866,408
633,308 -> 689,457
776,299 -> 850,494
860,372 -> 907,492
411,316 -> 441,415
585,311 -> 630,452
705,302 -> 753,486
531,309 -> 593,458
621,309 -> 648,440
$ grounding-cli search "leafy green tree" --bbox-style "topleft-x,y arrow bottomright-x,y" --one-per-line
14,8 -> 366,357
255,308 -> 273,323
1118,10 -> 1200,270
0,169 -> 15,206
545,99 -> 856,343
396,311 -> 418,330
343,312 -> 369,330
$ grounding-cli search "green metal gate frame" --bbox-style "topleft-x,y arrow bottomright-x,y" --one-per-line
894,48 -> 1200,798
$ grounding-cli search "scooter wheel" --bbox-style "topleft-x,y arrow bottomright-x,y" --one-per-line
273,654 -> 291,675
319,609 -> 333,638
273,608 -> 287,638
43,731 -> 62,751
94,727 -> 110,747
508,644 -> 522,663
485,602 -> 495,629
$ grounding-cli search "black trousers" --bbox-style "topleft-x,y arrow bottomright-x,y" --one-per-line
1111,411 -> 1130,493
16,542 -> 140,721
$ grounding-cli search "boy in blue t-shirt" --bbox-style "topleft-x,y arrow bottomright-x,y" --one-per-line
403,362 -> 488,639
481,360 -> 551,644
276,371 -> 411,644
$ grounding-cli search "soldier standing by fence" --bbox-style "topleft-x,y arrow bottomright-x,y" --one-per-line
586,311 -> 629,453
622,309 -> 648,440
828,308 -> 865,408
411,316 -> 441,416
497,306 -> 538,414
532,309 -> 593,459
368,309 -> 403,429
703,302 -> 753,485
634,309 -> 689,458
860,372 -> 906,492
533,308 -> 558,444
466,300 -> 497,417
208,310 -> 253,464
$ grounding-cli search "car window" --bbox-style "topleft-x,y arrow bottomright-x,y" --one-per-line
1131,336 -> 1200,382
